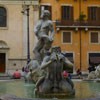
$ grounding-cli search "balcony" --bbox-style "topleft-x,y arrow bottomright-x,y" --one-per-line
56,20 -> 100,29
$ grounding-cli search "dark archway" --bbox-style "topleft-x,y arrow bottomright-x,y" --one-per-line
0,53 -> 6,73
0,40 -> 9,73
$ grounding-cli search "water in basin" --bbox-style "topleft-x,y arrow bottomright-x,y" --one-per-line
0,79 -> 100,99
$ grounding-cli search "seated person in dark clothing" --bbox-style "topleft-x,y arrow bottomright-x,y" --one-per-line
88,64 -> 96,73
76,68 -> 82,78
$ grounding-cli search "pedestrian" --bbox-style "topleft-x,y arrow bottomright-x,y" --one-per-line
76,68 -> 82,79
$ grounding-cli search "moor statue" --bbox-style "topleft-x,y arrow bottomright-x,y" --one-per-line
35,46 -> 75,95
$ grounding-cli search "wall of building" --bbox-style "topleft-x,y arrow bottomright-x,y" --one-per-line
40,0 -> 100,73
0,0 -> 39,73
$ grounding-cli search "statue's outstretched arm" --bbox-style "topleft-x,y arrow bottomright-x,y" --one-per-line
64,57 -> 74,68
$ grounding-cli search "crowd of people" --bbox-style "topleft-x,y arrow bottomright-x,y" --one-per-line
11,63 -> 100,81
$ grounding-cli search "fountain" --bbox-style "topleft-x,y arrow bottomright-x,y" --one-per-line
0,10 -> 100,100
26,10 -> 75,98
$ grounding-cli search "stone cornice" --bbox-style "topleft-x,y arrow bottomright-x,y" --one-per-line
0,0 -> 39,5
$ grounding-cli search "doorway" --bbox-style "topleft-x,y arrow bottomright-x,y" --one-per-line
0,53 -> 6,73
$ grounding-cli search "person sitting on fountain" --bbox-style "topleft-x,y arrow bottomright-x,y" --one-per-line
76,68 -> 82,79
33,10 -> 55,64
13,69 -> 21,79
63,70 -> 69,78
88,64 -> 96,73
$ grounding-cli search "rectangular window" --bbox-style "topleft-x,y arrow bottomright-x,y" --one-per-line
62,32 -> 71,43
89,53 -> 100,64
0,7 -> 7,27
40,5 -> 52,19
88,6 -> 100,21
61,6 -> 73,21
90,32 -> 99,43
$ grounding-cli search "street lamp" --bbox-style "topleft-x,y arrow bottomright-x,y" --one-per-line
79,0 -> 82,70
22,3 -> 30,64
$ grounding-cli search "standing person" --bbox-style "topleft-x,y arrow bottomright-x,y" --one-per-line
33,10 -> 55,63
22,65 -> 29,82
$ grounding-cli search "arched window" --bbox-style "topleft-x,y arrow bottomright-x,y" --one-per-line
0,7 -> 7,27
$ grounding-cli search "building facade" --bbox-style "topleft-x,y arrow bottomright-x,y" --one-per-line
39,0 -> 100,73
0,0 -> 39,73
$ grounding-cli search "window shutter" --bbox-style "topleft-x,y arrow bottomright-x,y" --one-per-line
95,7 -> 98,21
88,7 -> 91,21
70,6 -> 73,20
61,6 -> 64,20
91,32 -> 98,43
97,7 -> 100,20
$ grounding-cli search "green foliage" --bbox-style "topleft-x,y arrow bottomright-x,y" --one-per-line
79,12 -> 86,21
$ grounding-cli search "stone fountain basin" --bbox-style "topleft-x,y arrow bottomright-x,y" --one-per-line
0,79 -> 100,100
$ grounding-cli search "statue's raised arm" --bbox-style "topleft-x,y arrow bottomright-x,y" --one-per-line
48,20 -> 55,41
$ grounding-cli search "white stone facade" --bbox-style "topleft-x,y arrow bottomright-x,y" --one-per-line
0,0 -> 39,73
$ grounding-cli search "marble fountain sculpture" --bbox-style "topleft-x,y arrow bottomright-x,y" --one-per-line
87,64 -> 100,80
26,10 -> 75,97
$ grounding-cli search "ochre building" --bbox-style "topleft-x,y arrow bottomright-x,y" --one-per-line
39,0 -> 100,73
